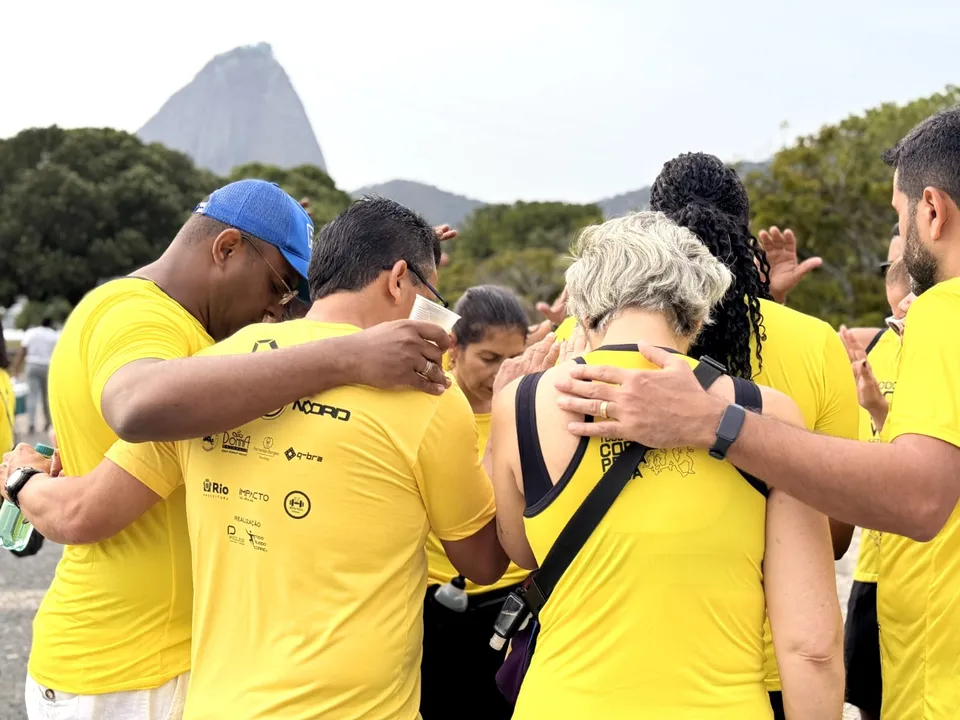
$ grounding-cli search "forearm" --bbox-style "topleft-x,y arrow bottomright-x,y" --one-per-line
866,400 -> 889,433
779,654 -> 845,720
17,475 -> 93,545
725,411 -> 942,540
106,337 -> 355,442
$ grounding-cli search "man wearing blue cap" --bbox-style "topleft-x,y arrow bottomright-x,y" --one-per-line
4,180 -> 451,720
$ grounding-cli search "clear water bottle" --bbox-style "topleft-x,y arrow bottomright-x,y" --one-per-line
0,443 -> 55,552
433,575 -> 469,612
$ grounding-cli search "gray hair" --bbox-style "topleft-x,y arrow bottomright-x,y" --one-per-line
565,211 -> 733,338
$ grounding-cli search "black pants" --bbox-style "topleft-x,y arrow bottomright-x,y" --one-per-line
844,580 -> 882,717
420,584 -> 517,719
769,691 -> 784,720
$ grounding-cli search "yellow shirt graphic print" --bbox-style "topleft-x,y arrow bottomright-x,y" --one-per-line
107,319 -> 497,720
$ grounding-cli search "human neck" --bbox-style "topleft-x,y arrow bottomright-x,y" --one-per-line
453,369 -> 490,414
593,309 -> 690,354
133,244 -> 210,332
306,291 -> 394,330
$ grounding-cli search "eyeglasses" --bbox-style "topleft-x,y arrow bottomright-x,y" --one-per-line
242,234 -> 298,306
406,264 -> 449,308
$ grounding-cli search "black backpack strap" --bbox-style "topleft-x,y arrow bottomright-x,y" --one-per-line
731,377 -> 768,497
693,355 -> 726,390
518,362 -> 720,617
515,372 -> 554,505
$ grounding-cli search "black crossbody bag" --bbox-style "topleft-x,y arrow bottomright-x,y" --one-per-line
495,356 -> 751,702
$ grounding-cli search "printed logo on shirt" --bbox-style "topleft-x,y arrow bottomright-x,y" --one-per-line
292,399 -> 351,422
226,525 -> 245,546
284,491 -> 311,520
246,528 -> 268,552
203,479 -> 230,498
201,435 -> 217,452
234,515 -> 261,528
221,431 -> 251,456
250,339 -> 279,352
284,447 -> 323,463
261,406 -> 286,421
254,436 -> 280,461
238,488 -> 269,503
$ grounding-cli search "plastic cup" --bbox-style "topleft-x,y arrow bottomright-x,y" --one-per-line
409,294 -> 461,332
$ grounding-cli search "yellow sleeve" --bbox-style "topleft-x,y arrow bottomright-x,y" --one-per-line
414,386 -> 496,541
86,295 -> 198,409
814,329 -> 859,439
884,292 -> 960,448
105,439 -> 184,499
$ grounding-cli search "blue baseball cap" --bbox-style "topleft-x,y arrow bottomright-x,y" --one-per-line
194,179 -> 313,301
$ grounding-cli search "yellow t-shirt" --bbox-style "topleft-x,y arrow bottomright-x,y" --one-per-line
517,347 -> 770,719
852,329 -> 900,584
106,319 -> 497,720
0,369 -> 14,453
33,278 -> 213,694
425,412 -> 529,592
554,316 -> 577,341
749,298 -> 860,693
878,277 -> 960,720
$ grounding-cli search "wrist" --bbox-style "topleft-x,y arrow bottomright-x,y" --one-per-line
311,336 -> 358,390
694,395 -> 728,450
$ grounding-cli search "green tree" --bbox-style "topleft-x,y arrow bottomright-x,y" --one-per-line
745,86 -> 960,328
0,127 -> 219,306
15,297 -> 73,330
440,201 -> 603,313
227,163 -> 351,226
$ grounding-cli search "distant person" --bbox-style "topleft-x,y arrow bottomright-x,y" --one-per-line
15,317 -> 58,435
0,332 -> 15,453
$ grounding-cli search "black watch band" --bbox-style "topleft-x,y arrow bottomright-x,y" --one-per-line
709,404 -> 746,460
6,467 -> 44,509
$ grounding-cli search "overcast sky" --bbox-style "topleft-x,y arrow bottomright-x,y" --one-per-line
3,0 -> 959,204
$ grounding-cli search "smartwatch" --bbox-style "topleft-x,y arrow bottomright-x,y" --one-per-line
709,404 -> 746,460
5,467 -> 45,509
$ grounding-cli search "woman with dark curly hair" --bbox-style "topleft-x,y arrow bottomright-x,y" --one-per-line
649,152 -> 859,719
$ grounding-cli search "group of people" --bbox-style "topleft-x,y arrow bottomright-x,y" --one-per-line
0,106 -> 958,720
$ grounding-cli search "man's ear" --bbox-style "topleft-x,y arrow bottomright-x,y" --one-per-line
385,259 -> 408,304
211,228 -> 243,269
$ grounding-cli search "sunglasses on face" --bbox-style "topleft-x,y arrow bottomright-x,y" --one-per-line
381,262 -> 448,308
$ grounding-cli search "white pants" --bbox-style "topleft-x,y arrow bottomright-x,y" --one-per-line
25,673 -> 189,720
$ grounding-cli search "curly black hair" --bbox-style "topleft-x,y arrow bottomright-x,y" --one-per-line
649,152 -> 771,379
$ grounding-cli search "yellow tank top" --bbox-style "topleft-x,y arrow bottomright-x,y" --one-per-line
425,412 -> 530,592
853,329 -> 899,583
514,348 -> 771,720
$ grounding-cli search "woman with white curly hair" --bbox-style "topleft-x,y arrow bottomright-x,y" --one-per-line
490,211 -> 841,719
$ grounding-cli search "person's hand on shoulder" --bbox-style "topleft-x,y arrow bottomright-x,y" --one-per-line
493,333 -> 560,397
347,320 -> 453,396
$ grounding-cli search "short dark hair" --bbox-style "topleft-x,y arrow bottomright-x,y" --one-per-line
452,286 -> 528,346
308,197 -> 440,301
883,106 -> 960,204
41,317 -> 53,328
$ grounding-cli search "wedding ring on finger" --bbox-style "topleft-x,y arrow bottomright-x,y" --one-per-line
417,360 -> 436,380
598,400 -> 609,420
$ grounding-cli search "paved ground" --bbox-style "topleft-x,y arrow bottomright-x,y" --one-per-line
0,415 -> 861,719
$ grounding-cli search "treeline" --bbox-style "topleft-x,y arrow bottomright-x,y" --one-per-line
2,84 -> 958,328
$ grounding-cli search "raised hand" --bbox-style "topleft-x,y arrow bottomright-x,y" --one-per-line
839,326 -> 888,431
758,227 -> 822,303
535,287 -> 569,327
